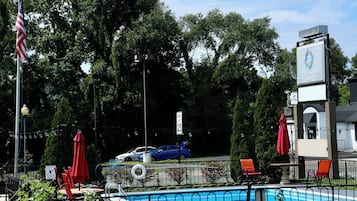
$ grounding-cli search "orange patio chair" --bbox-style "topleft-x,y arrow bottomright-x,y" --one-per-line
307,159 -> 332,186
240,159 -> 262,183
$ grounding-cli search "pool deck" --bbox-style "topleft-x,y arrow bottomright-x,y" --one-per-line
0,194 -> 6,201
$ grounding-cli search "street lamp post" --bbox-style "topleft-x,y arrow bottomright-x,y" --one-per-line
21,104 -> 29,174
143,57 -> 148,152
93,80 -> 97,148
135,54 -> 151,162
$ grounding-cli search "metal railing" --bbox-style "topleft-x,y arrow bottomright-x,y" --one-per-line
109,185 -> 357,201
3,158 -> 357,200
5,176 -> 21,200
98,160 -> 235,189
303,159 -> 357,185
97,158 -> 357,188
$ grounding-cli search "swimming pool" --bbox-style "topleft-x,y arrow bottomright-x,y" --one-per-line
109,185 -> 356,201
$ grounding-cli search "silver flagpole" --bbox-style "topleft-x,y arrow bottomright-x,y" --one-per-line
14,58 -> 21,177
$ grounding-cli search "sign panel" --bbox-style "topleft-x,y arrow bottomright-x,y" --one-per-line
298,84 -> 327,102
45,165 -> 56,180
299,25 -> 328,38
176,111 -> 183,135
290,92 -> 298,105
297,139 -> 328,157
296,41 -> 326,86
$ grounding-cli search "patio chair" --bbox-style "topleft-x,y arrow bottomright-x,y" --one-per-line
240,159 -> 262,183
54,167 -> 63,189
307,159 -> 332,186
64,167 -> 75,188
61,173 -> 83,200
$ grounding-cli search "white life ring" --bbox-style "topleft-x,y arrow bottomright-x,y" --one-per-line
131,164 -> 146,179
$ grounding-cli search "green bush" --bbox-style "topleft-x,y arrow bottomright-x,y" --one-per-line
16,176 -> 57,201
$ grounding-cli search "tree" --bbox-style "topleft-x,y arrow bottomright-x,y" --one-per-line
254,79 -> 281,172
230,97 -> 254,181
41,98 -> 75,169
338,84 -> 350,104
179,10 -> 278,154
26,0 -> 160,160
328,38 -> 351,102
180,10 -> 279,86
108,3 -> 187,151
351,53 -> 357,76
329,38 -> 351,85
273,49 -> 296,91
0,0 -> 16,163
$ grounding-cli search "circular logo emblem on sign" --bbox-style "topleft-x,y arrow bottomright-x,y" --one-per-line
304,49 -> 314,70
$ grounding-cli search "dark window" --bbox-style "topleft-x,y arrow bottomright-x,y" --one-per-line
308,127 -> 316,139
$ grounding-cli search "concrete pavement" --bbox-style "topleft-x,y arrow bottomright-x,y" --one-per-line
0,194 -> 7,201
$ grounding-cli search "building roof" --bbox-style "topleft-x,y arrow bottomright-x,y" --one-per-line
336,102 -> 357,122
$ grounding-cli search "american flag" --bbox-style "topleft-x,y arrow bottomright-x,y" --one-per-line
16,0 -> 27,62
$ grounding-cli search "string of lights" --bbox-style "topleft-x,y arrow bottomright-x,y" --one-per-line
0,127 -> 57,139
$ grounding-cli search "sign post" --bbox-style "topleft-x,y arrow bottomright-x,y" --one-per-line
295,25 -> 338,179
176,111 -> 183,163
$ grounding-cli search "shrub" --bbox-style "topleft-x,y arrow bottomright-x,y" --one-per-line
165,168 -> 186,185
16,176 -> 57,201
201,161 -> 227,183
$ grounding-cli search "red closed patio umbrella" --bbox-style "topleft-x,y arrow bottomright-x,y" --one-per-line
71,130 -> 89,187
276,113 -> 290,155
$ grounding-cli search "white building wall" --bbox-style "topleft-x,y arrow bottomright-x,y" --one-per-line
318,112 -> 326,139
349,123 -> 357,150
288,107 -> 357,153
337,122 -> 348,151
336,122 -> 357,151
287,120 -> 295,153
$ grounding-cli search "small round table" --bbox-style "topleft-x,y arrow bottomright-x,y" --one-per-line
269,163 -> 300,184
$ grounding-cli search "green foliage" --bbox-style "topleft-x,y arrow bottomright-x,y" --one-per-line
1,0 -> 352,167
273,49 -> 296,91
351,54 -> 357,76
83,190 -> 100,201
230,97 -> 254,181
0,0 -> 17,141
16,177 -> 56,201
39,133 -> 57,171
180,10 -> 279,156
338,84 -> 350,104
87,143 -> 102,181
329,38 -> 351,85
254,79 -> 280,171
41,97 -> 75,170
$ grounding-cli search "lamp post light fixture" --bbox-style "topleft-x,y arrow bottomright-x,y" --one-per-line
21,104 -> 29,174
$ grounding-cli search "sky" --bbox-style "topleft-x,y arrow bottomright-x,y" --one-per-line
160,0 -> 357,61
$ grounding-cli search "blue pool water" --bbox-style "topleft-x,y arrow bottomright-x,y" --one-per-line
111,186 -> 356,201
